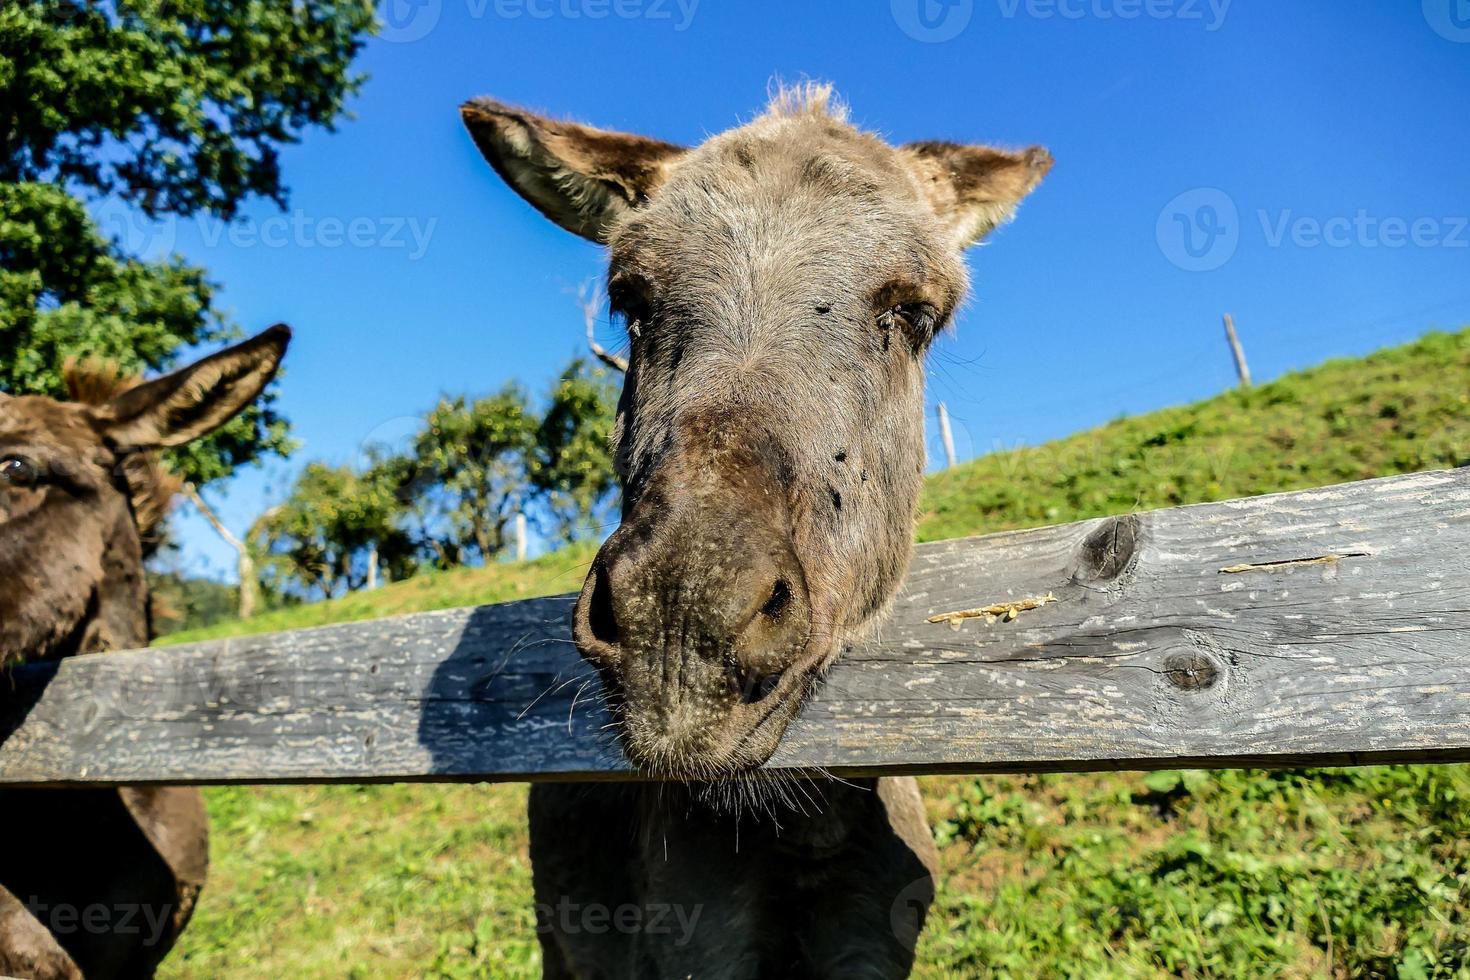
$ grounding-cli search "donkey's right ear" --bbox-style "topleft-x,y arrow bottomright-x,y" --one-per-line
460,98 -> 686,243
98,325 -> 291,452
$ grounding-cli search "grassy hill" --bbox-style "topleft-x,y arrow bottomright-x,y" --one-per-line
163,541 -> 601,645
160,328 -> 1470,979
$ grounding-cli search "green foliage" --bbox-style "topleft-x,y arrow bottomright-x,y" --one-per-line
919,329 -> 1470,542
406,387 -> 540,568
0,0 -> 374,485
153,328 -> 1470,978
1,0 -> 372,218
160,541 -> 601,646
924,766 -> 1470,978
247,360 -> 617,598
255,462 -> 419,599
532,359 -> 620,540
0,181 -> 293,484
148,570 -> 239,637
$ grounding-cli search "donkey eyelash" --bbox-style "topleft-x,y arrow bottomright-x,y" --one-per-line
878,302 -> 941,343
895,303 -> 940,336
607,274 -> 654,338
609,306 -> 643,341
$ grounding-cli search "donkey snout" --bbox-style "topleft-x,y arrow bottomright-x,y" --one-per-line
571,494 -> 812,771
575,521 -> 810,693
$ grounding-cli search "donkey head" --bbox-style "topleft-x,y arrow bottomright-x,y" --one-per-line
464,87 -> 1049,776
0,326 -> 290,665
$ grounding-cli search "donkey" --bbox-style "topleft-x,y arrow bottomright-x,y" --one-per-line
462,86 -> 1049,977
0,326 -> 290,979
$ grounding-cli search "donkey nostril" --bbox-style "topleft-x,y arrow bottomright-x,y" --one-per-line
588,564 -> 619,645
760,579 -> 792,621
739,669 -> 785,705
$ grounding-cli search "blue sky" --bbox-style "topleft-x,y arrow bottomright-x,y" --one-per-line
122,0 -> 1470,580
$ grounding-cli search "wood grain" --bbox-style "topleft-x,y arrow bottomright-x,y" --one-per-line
3,468 -> 1468,786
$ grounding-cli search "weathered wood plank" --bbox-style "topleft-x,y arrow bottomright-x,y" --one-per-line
2,468 -> 1468,786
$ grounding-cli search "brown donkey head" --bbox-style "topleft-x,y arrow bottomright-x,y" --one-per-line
464,86 -> 1049,776
0,326 -> 290,665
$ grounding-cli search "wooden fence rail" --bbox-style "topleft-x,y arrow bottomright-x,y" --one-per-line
2,468 -> 1468,787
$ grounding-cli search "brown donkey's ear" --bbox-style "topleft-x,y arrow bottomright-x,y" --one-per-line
900,142 -> 1053,249
460,98 -> 686,243
99,324 -> 291,451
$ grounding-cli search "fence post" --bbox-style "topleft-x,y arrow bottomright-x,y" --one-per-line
937,402 -> 958,469
1223,314 -> 1252,387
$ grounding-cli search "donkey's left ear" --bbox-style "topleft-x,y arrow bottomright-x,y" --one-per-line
99,325 -> 291,451
900,142 -> 1053,249
461,98 -> 687,243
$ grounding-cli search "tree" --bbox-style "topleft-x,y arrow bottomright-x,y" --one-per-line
533,358 -> 620,540
1,0 -> 372,483
248,357 -> 619,596
403,389 -> 540,568
1,0 -> 374,614
253,462 -> 417,600
2,1 -> 371,220
179,484 -> 273,618
147,570 -> 241,638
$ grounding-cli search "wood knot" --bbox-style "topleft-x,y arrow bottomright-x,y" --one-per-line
1077,515 -> 1141,583
1163,650 -> 1220,691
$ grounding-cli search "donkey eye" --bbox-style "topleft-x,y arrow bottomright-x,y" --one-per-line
0,456 -> 40,488
894,303 -> 939,336
608,276 -> 653,336
881,303 -> 941,346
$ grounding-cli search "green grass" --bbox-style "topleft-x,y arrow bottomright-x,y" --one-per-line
160,328 -> 1470,979
916,328 -> 1470,543
160,542 -> 600,645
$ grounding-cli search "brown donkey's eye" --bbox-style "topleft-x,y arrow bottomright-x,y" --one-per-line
893,303 -> 940,340
0,456 -> 40,488
878,302 -> 941,349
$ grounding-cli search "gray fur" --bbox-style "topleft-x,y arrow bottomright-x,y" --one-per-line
463,85 -> 1049,978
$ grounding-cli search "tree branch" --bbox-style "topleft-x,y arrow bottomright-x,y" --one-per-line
182,483 -> 261,619
182,483 -> 244,552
